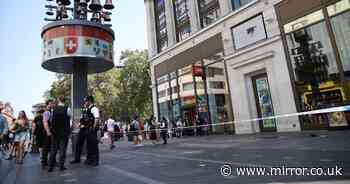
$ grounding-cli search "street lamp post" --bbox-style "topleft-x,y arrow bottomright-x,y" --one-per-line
41,0 -> 116,152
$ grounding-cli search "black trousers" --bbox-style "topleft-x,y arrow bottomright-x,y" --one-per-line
41,135 -> 51,165
74,128 -> 99,164
161,131 -> 167,144
49,135 -> 68,168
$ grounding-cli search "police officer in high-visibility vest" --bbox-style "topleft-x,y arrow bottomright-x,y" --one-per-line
70,96 -> 100,166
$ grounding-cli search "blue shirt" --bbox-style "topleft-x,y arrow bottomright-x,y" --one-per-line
0,114 -> 8,135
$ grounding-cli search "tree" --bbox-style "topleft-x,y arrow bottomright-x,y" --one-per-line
44,74 -> 71,102
44,49 -> 152,122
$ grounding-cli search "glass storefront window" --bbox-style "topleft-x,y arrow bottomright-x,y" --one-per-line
328,0 -> 350,129
329,3 -> 350,79
284,10 -> 324,34
284,9 -> 349,129
177,67 -> 195,124
231,0 -> 253,11
154,0 -> 168,52
286,21 -> 339,84
198,0 -> 221,28
173,0 -> 191,41
157,74 -> 171,122
170,72 -> 180,122
156,54 -> 234,133
204,61 -> 233,133
183,82 -> 194,91
327,0 -> 350,17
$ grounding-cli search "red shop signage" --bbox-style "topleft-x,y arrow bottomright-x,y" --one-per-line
192,65 -> 203,77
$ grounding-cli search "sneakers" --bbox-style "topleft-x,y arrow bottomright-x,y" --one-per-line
110,145 -> 116,150
59,166 -> 67,171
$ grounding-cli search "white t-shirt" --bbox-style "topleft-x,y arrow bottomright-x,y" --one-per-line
90,105 -> 100,119
106,118 -> 117,132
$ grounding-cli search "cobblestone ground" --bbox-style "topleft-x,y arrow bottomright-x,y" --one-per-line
1,130 -> 350,184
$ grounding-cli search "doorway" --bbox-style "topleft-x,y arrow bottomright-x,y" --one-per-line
252,73 -> 277,132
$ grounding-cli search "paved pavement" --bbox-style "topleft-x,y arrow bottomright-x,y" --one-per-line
1,130 -> 350,184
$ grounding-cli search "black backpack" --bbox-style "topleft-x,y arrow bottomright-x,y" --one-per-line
34,115 -> 45,136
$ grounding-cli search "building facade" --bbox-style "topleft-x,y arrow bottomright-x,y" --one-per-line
144,0 -> 350,134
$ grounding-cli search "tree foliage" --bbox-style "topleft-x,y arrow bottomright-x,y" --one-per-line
44,49 -> 152,121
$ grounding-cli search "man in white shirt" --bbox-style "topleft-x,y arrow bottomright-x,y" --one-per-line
71,96 -> 100,166
106,118 -> 117,149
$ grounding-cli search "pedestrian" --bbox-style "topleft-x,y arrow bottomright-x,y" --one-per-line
148,115 -> 157,144
138,119 -> 144,145
203,118 -> 209,136
106,118 -> 117,149
130,115 -> 141,146
176,118 -> 182,138
114,120 -> 121,142
12,111 -> 29,164
32,109 -> 45,153
42,99 -> 55,168
2,102 -> 16,160
195,116 -> 203,136
160,117 -> 168,144
71,96 -> 100,166
0,104 -> 9,148
47,96 -> 71,172
171,121 -> 177,138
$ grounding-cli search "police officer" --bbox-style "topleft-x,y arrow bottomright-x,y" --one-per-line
71,96 -> 100,166
42,99 -> 55,168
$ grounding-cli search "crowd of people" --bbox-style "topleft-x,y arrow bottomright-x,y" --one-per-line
0,95 -> 101,172
0,96 -> 213,171
0,103 -> 30,164
104,114 -> 211,147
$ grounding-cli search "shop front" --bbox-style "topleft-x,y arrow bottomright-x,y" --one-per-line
155,51 -> 234,134
276,0 -> 350,130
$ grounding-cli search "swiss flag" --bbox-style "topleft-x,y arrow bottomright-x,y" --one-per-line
64,37 -> 78,54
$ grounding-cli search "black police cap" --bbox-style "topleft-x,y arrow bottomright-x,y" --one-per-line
84,96 -> 94,103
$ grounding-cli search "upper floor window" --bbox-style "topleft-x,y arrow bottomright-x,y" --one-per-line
231,0 -> 253,10
173,0 -> 192,42
155,0 -> 168,52
198,0 -> 221,28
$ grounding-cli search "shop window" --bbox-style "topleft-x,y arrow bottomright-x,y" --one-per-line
231,0 -> 253,11
173,0 -> 191,41
167,88 -> 171,95
183,82 -> 194,91
328,0 -> 350,79
204,61 -> 234,133
207,67 -> 224,77
159,101 -> 171,121
157,74 -> 169,84
172,86 -> 179,93
284,9 -> 348,129
198,0 -> 221,28
158,90 -> 167,98
154,0 -> 168,53
209,81 -> 225,89
197,81 -> 204,89
283,10 -> 324,34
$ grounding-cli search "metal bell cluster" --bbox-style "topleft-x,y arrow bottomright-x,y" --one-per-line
44,0 -> 115,23
87,0 -> 115,23
89,0 -> 114,11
